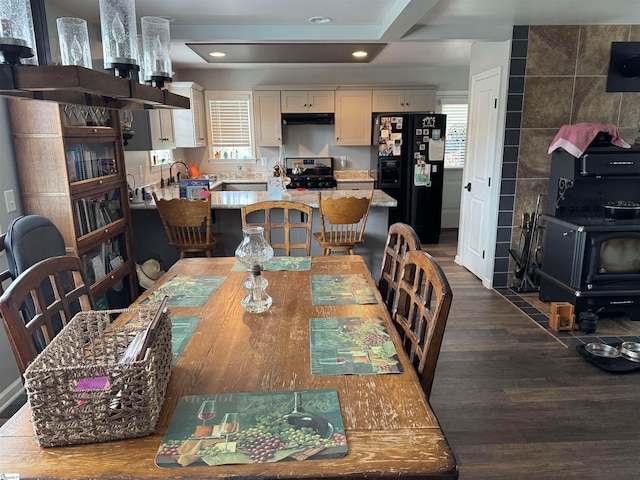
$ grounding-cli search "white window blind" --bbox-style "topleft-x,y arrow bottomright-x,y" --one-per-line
205,92 -> 253,159
441,103 -> 467,168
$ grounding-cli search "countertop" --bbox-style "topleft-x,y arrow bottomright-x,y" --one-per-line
203,170 -> 375,185
130,189 -> 396,210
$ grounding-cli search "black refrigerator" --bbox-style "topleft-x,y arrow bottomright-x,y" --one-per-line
375,113 -> 447,244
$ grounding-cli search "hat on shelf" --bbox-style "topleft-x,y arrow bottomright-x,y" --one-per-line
136,259 -> 165,290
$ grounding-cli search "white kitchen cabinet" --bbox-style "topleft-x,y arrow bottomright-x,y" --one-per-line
253,91 -> 282,147
171,82 -> 207,148
335,90 -> 372,146
372,89 -> 436,112
125,108 -> 175,151
281,90 -> 335,113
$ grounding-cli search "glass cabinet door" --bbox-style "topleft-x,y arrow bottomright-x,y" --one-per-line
72,186 -> 124,238
65,138 -> 119,184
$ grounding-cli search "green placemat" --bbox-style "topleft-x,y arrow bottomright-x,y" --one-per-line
141,274 -> 227,307
157,389 -> 347,468
310,317 -> 404,375
310,274 -> 378,305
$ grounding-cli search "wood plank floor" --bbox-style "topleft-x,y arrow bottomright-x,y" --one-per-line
427,230 -> 640,480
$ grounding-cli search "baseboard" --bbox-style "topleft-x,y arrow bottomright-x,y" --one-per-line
0,377 -> 24,413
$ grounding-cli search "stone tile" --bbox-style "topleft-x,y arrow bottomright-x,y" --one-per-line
577,25 -> 631,75
619,92 -> 640,128
526,26 -> 579,76
521,77 -> 573,129
572,77 -> 622,124
512,178 -> 548,231
518,129 -> 556,179
618,127 -> 639,147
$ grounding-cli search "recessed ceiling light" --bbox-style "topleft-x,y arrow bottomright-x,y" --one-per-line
352,51 -> 368,58
209,52 -> 226,58
308,16 -> 332,24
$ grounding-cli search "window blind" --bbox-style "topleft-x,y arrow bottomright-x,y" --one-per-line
208,98 -> 251,147
441,103 -> 467,168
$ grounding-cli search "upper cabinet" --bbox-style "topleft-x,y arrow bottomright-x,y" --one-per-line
172,82 -> 207,148
372,89 -> 436,112
281,91 -> 335,113
253,91 -> 282,147
335,90 -> 372,146
125,108 -> 175,151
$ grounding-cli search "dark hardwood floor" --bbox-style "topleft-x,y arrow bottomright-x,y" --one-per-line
2,231 -> 640,479
427,230 -> 640,480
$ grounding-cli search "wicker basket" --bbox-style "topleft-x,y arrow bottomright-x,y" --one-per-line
23,307 -> 173,447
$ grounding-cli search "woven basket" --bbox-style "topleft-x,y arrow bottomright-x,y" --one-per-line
23,307 -> 172,447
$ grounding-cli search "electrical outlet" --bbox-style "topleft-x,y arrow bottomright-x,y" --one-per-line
261,156 -> 268,167
4,189 -> 16,213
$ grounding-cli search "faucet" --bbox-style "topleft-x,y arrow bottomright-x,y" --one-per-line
169,161 -> 188,185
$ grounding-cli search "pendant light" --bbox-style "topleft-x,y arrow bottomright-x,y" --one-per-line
0,0 -> 37,65
141,16 -> 172,88
99,0 -> 139,79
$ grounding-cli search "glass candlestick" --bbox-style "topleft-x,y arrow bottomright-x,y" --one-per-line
235,226 -> 274,313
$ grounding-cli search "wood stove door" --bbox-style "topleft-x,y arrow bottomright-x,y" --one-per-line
540,219 -> 587,289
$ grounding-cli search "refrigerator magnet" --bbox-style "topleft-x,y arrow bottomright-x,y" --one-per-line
414,163 -> 432,187
422,116 -> 436,127
416,129 -> 423,135
432,129 -> 441,141
419,143 -> 426,151
414,152 -> 422,159
423,136 -> 429,142
429,139 -> 445,161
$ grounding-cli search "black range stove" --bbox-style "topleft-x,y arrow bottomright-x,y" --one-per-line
285,157 -> 337,190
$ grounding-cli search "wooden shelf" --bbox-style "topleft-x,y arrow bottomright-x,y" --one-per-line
0,65 -> 190,110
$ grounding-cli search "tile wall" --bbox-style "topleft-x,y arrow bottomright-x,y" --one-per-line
493,24 -> 640,288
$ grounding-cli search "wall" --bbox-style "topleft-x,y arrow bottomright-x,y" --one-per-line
493,25 -> 640,288
0,99 -> 26,409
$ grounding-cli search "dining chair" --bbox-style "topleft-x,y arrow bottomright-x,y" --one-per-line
241,200 -> 313,256
312,191 -> 373,255
0,255 -> 95,376
392,249 -> 452,399
153,192 -> 224,258
0,234 -> 12,296
378,223 -> 422,316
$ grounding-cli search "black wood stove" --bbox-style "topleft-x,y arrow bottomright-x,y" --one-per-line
538,143 -> 640,320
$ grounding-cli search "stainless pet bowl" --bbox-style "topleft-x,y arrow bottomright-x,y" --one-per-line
585,343 -> 620,358
619,342 -> 640,363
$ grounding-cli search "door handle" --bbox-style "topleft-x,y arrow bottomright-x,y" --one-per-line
464,182 -> 472,192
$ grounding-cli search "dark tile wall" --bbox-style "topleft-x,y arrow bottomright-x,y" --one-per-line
492,24 -> 640,288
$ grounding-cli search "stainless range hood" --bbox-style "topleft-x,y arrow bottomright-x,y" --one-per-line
282,112 -> 335,125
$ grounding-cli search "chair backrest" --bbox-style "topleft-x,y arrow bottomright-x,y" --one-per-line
0,234 -> 13,296
5,215 -> 67,279
393,250 -> 452,399
378,223 -> 422,315
153,193 -> 216,257
318,192 -> 373,245
0,255 -> 95,375
241,200 -> 313,256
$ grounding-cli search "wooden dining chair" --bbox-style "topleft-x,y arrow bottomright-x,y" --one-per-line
392,250 -> 452,399
378,223 -> 422,316
312,191 -> 373,255
153,192 -> 224,258
241,200 -> 313,255
0,255 -> 95,376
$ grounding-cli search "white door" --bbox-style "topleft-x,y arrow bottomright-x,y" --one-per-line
457,67 -> 502,287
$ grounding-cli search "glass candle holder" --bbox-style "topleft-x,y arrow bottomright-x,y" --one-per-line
56,17 -> 91,68
141,16 -> 172,87
0,0 -> 37,65
99,0 -> 138,77
235,226 -> 274,313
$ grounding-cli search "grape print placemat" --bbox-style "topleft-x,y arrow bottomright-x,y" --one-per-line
141,274 -> 227,307
156,389 -> 347,468
310,317 -> 404,375
310,274 -> 378,305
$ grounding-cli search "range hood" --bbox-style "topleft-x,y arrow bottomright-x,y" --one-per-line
0,65 -> 189,110
282,112 -> 335,125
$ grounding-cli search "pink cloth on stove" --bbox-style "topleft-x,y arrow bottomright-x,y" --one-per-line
547,123 -> 630,157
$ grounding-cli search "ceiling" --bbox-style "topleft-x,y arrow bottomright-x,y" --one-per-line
48,0 -> 640,73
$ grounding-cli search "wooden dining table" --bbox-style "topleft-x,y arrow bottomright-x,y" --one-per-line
0,255 -> 458,479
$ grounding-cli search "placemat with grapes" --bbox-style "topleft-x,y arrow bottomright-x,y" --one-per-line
310,317 -> 404,375
156,389 -> 347,468
126,315 -> 201,365
231,256 -> 312,271
310,274 -> 378,305
141,274 -> 227,307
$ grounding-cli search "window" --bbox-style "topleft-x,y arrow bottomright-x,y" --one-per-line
440,102 -> 467,168
205,92 -> 253,160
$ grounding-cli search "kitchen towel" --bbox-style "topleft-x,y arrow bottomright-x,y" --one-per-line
548,123 -> 630,157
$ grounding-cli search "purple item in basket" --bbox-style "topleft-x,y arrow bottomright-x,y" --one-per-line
76,376 -> 110,391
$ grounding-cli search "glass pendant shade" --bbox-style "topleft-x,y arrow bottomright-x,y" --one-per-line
141,16 -> 172,87
0,0 -> 37,65
56,18 -> 91,68
99,0 -> 138,76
